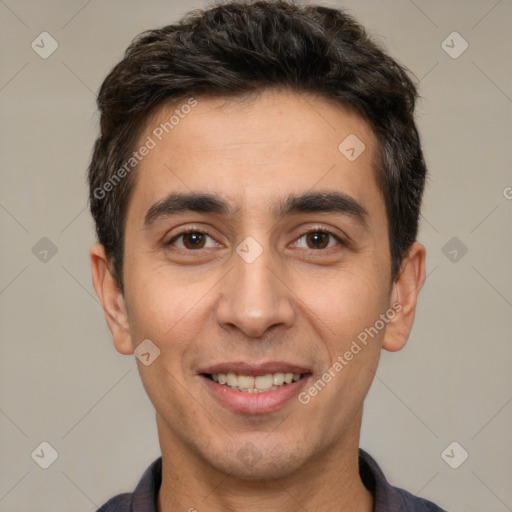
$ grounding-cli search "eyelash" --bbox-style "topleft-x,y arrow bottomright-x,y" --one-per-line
166,227 -> 344,252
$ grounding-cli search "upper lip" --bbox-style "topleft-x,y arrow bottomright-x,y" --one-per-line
198,361 -> 311,377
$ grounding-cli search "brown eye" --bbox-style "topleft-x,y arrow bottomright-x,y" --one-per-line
294,230 -> 340,250
182,232 -> 206,249
169,231 -> 216,250
305,232 -> 329,249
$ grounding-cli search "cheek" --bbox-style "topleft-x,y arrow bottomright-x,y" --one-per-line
299,264 -> 389,350
124,262 -> 211,359
125,272 -> 213,411
302,270 -> 388,409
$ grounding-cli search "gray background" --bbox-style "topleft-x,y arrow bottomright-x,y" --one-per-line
1,0 -> 511,511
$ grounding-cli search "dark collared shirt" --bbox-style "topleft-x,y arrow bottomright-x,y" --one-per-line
97,449 -> 447,511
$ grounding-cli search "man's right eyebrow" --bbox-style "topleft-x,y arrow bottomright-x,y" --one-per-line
143,192 -> 232,227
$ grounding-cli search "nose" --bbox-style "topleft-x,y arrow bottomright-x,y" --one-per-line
215,242 -> 296,338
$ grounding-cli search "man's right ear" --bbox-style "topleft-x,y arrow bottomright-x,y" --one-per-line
90,243 -> 133,355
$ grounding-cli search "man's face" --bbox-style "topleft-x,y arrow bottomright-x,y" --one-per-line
117,90 -> 399,478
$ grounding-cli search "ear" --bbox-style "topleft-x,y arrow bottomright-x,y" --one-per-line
382,241 -> 426,352
90,243 -> 133,355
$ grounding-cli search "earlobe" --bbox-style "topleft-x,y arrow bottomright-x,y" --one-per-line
382,242 -> 426,352
90,243 -> 134,355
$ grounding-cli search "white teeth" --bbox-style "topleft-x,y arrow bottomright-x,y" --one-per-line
238,375 -> 255,389
255,374 -> 274,390
273,372 -> 285,386
209,371 -> 304,392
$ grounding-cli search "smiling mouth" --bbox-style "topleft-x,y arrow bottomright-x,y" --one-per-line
203,372 -> 306,393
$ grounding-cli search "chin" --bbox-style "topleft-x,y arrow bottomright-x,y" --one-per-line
205,439 -> 311,481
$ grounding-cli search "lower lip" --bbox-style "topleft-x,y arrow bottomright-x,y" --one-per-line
200,375 -> 310,414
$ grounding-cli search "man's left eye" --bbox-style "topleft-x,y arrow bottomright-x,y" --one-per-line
294,231 -> 341,250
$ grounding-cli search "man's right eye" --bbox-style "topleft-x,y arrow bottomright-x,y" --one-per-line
167,230 -> 217,250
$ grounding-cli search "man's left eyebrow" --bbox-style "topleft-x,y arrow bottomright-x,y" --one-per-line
272,191 -> 369,227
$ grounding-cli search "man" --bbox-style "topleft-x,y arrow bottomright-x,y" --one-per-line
89,1 -> 447,510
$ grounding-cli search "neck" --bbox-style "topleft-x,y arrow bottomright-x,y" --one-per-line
156,411 -> 373,512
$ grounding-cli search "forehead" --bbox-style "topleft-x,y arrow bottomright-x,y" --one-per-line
127,89 -> 384,224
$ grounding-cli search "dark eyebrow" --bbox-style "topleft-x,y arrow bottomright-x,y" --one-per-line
272,191 -> 368,226
144,192 -> 232,226
143,190 -> 368,227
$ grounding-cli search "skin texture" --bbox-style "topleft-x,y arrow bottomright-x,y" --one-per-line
91,89 -> 426,512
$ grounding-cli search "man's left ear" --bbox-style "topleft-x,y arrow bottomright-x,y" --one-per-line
382,241 -> 426,352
